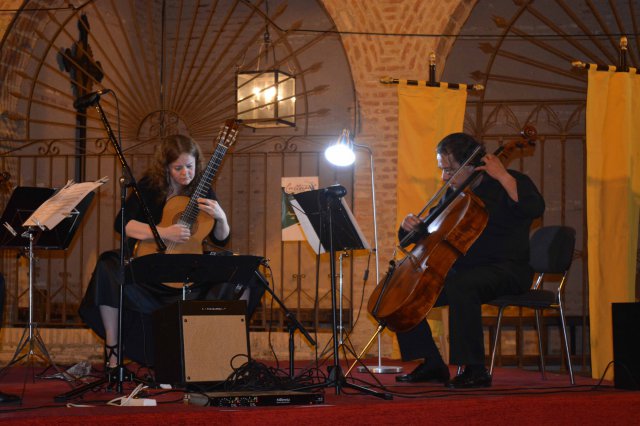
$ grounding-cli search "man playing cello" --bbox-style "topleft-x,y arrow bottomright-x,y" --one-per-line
394,132 -> 545,388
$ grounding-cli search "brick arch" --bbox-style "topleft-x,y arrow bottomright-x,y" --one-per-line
319,0 -> 476,258
318,0 -> 478,353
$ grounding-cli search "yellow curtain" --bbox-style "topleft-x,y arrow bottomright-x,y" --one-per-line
395,83 -> 467,362
396,83 -> 467,228
586,66 -> 640,380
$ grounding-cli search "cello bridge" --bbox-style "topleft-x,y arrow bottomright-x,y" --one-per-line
398,245 -> 421,271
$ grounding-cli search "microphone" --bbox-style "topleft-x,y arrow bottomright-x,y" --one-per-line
323,184 -> 347,198
73,89 -> 111,109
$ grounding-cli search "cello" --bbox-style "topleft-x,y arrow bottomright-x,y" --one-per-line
367,127 -> 537,334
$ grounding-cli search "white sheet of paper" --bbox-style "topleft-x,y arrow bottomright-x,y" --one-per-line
23,177 -> 108,230
289,197 -> 325,254
290,196 -> 370,255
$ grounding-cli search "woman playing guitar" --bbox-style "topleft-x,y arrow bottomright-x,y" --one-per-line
79,132 -> 240,369
124,134 -> 230,256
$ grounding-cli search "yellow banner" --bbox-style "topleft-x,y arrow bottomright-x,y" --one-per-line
586,66 -> 640,380
396,84 -> 467,229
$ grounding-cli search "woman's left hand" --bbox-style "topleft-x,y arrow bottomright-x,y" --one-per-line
197,198 -> 227,222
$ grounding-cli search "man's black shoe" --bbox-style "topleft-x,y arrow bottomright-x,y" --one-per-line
0,391 -> 21,405
446,367 -> 492,388
395,363 -> 450,383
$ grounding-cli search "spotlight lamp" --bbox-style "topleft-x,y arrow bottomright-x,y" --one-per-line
325,129 -> 356,167
324,130 -> 402,374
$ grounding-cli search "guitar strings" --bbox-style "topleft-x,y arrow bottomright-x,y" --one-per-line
175,125 -> 237,242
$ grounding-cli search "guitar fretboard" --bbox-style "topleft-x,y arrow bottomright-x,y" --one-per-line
178,124 -> 238,229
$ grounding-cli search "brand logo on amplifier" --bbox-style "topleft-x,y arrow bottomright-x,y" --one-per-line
276,397 -> 291,404
201,307 -> 226,311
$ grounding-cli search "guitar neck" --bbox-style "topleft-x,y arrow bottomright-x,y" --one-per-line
180,144 -> 228,226
196,144 -> 229,198
179,122 -> 238,227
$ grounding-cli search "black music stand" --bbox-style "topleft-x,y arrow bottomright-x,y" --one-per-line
0,186 -> 94,378
126,253 -> 263,287
291,186 -> 390,399
0,187 -> 94,250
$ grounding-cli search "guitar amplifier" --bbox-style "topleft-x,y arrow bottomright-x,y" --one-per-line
152,300 -> 250,385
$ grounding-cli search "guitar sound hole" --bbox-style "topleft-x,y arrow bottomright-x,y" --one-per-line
172,212 -> 197,234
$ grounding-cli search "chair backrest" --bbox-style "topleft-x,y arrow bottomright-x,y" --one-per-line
529,225 -> 576,274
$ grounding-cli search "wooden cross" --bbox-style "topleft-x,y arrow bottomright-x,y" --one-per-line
59,14 -> 104,182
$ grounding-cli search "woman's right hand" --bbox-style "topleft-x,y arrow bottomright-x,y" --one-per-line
161,224 -> 191,243
401,214 -> 422,232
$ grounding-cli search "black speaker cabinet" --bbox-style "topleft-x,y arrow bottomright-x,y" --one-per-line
612,302 -> 640,390
152,300 -> 250,385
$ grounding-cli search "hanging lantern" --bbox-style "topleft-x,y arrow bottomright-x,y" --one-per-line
236,1 -> 295,128
236,69 -> 295,128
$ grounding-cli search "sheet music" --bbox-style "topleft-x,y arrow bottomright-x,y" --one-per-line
290,197 -> 325,254
341,197 -> 371,250
23,177 -> 108,230
290,196 -> 370,255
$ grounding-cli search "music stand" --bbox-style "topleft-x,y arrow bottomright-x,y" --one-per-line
0,187 -> 94,250
291,186 -> 390,399
0,186 -> 94,379
125,253 -> 263,286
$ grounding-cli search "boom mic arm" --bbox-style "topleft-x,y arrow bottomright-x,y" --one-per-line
323,184 -> 347,198
73,89 -> 111,109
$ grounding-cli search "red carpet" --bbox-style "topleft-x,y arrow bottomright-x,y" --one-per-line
0,361 -> 637,425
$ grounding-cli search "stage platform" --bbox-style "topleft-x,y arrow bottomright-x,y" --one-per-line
0,360 -> 637,425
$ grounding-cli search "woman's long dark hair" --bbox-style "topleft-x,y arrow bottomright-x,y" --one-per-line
147,134 -> 204,201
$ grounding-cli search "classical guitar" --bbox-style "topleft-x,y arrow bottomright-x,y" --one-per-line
135,119 -> 239,262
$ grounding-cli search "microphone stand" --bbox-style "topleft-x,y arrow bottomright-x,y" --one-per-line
55,96 -> 165,401
253,268 -> 315,379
